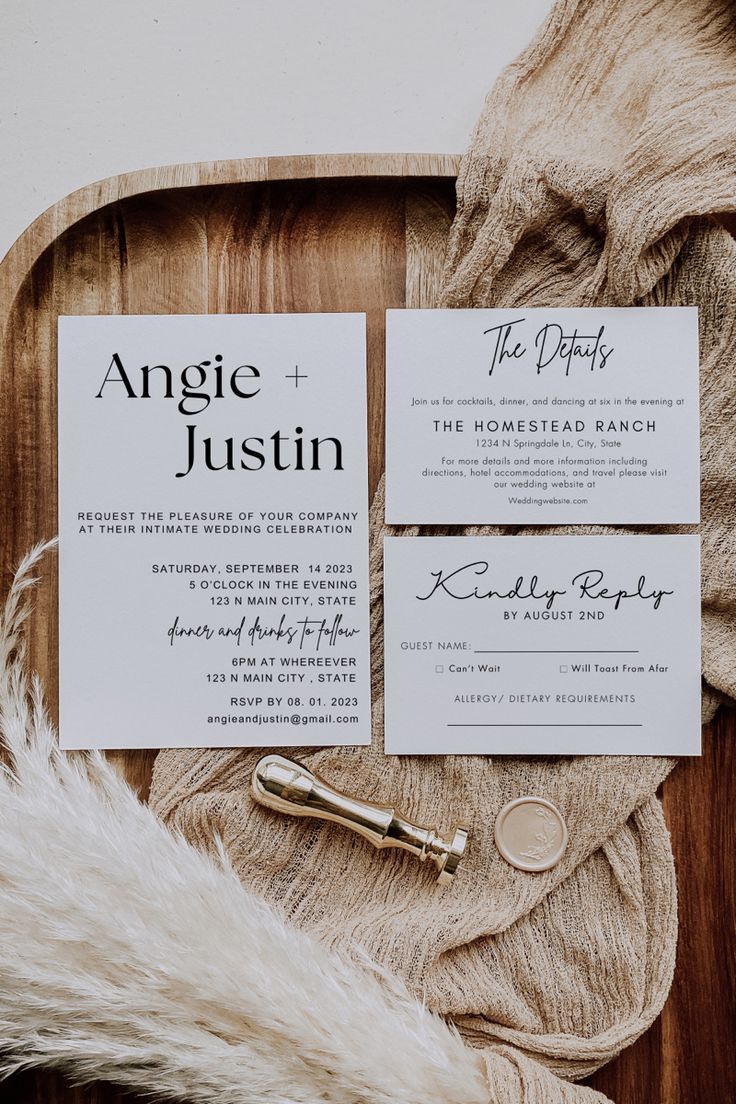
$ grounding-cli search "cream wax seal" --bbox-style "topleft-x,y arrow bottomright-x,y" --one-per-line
494,796 -> 568,872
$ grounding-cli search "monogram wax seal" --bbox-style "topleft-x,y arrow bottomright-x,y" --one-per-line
494,797 -> 568,872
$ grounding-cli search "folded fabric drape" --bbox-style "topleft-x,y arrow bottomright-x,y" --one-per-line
442,0 -> 736,718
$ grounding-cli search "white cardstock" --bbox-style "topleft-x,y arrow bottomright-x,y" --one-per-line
385,308 -> 700,524
58,313 -> 371,750
383,535 -> 701,755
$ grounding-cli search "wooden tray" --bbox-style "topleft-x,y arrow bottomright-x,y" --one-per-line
0,153 -> 732,1104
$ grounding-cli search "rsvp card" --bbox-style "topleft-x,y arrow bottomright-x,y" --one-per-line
58,314 -> 370,750
386,308 -> 700,524
383,535 -> 701,755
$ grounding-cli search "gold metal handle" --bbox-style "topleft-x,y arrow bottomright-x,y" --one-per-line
251,754 -> 469,885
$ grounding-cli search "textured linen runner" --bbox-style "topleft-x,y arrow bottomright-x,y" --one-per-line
150,1 -> 736,1100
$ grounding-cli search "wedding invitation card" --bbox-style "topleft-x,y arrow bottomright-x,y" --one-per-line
58,313 -> 371,750
385,308 -> 700,524
383,535 -> 701,755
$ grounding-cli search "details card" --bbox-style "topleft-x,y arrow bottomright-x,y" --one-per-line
58,313 -> 371,750
383,535 -> 701,755
385,308 -> 700,524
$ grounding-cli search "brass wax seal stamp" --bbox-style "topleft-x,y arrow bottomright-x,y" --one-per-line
252,754 -> 469,885
494,796 -> 568,872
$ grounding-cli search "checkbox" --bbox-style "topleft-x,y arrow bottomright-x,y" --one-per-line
435,664 -> 444,673
559,664 -> 568,673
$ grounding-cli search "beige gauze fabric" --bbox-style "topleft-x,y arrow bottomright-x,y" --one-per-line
150,1 -> 736,1100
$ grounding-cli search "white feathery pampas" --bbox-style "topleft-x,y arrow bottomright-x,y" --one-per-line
0,543 -> 489,1104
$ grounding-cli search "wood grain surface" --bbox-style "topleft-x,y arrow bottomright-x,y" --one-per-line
0,154 -> 733,1104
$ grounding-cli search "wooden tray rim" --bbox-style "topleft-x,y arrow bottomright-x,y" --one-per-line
0,152 -> 461,331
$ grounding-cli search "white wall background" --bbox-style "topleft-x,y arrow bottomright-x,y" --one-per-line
0,0 -> 551,260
